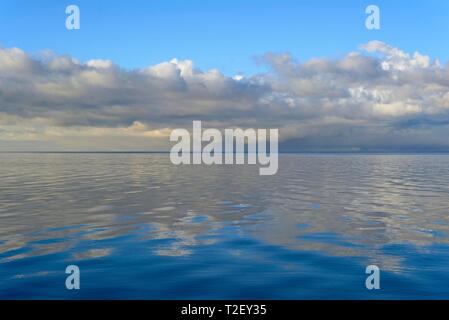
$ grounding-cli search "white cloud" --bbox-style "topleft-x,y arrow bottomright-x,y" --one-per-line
1,42 -> 449,151
361,40 -> 432,71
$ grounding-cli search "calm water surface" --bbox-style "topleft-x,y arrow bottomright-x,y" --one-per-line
0,154 -> 448,299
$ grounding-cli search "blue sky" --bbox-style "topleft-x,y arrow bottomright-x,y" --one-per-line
1,0 -> 449,151
1,0 -> 448,75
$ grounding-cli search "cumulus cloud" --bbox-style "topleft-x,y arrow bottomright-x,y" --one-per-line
1,41 -> 449,151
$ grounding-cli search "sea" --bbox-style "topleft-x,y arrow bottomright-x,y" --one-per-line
0,153 -> 448,299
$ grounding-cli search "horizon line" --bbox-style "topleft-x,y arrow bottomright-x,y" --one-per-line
3,151 -> 449,155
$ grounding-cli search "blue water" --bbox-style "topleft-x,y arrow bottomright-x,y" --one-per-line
0,154 -> 448,299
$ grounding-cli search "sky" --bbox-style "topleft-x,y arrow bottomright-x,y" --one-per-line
1,0 -> 448,75
1,0 -> 449,151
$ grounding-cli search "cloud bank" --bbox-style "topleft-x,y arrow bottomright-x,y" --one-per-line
1,41 -> 449,151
